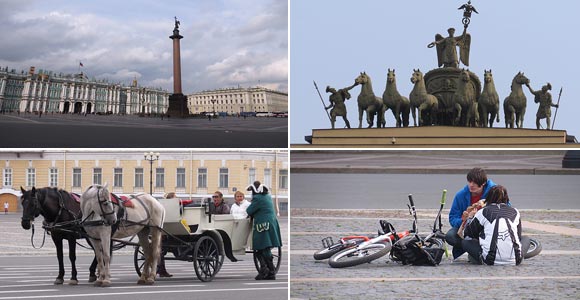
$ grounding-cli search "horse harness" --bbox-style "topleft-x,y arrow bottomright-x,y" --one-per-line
32,189 -> 81,232
83,191 -> 152,231
24,189 -> 83,248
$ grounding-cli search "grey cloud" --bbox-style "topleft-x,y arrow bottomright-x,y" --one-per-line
0,0 -> 287,93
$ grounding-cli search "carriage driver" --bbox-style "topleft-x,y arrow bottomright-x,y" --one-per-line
246,181 -> 282,280
445,167 -> 496,260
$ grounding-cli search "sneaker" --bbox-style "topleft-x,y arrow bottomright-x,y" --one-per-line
467,255 -> 482,265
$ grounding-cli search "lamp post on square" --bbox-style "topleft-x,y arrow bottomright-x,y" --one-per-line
211,97 -> 216,117
144,152 -> 160,195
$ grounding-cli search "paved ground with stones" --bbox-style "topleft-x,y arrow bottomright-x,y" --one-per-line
0,113 -> 288,147
290,209 -> 580,300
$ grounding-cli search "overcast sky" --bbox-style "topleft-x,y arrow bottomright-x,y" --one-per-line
0,0 -> 288,93
291,0 -> 579,143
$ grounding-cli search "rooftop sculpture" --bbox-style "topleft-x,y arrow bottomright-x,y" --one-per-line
317,1 -> 561,130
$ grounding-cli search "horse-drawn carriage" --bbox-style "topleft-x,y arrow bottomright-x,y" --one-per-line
133,197 -> 282,282
20,185 -> 282,286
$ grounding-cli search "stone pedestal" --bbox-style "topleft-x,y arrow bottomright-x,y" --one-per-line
296,126 -> 575,148
167,93 -> 188,118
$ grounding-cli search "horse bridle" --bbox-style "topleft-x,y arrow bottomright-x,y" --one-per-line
95,186 -> 116,226
21,191 -> 43,223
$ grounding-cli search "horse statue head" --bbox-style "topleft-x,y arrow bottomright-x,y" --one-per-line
387,68 -> 396,83
355,72 -> 370,85
410,69 -> 423,84
81,184 -> 117,226
20,186 -> 41,230
512,71 -> 530,87
484,69 -> 493,83
459,68 -> 471,83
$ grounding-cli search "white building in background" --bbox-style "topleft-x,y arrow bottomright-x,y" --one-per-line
188,86 -> 288,116
0,66 -> 170,115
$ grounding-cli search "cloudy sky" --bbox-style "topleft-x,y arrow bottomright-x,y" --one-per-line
0,0 -> 288,93
291,0 -> 580,143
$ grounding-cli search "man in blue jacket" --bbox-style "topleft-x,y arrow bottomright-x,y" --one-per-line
445,167 -> 496,259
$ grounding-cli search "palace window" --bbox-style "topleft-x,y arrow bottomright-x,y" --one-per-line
176,168 -> 186,188
72,168 -> 82,187
93,168 -> 102,185
198,168 -> 207,188
114,168 -> 123,187
264,168 -> 271,187
279,169 -> 288,189
155,168 -> 165,187
134,168 -> 144,188
49,168 -> 58,187
219,168 -> 229,188
248,168 -> 256,185
26,168 -> 36,187
3,168 -> 12,187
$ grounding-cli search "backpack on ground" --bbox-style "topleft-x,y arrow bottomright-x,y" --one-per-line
390,235 -> 445,266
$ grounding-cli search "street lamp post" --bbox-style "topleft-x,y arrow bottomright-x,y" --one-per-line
211,97 -> 216,117
144,152 -> 160,195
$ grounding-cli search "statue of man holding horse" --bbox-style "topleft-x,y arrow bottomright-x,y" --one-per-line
428,27 -> 471,69
526,82 -> 559,130
325,84 -> 357,129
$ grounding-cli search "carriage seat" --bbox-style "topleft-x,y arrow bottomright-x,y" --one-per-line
70,193 -> 81,203
110,194 -> 135,208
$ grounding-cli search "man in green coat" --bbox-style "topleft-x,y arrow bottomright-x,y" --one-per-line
246,181 -> 282,280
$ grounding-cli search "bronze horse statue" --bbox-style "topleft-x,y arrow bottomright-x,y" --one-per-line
20,187 -> 99,285
479,69 -> 500,127
355,72 -> 385,128
503,72 -> 530,128
452,69 -> 478,127
382,69 -> 410,127
410,69 -> 438,126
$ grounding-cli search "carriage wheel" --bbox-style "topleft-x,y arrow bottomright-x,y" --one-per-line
253,246 -> 282,273
193,236 -> 223,282
133,245 -> 145,277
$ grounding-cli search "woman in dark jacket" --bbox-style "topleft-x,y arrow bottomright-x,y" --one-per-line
246,181 -> 282,280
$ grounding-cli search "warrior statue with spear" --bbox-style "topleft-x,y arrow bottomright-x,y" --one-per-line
314,81 -> 357,129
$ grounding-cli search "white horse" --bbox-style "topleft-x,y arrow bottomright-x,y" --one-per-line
81,184 -> 165,287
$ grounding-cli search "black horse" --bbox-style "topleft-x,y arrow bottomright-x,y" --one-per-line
20,186 -> 98,284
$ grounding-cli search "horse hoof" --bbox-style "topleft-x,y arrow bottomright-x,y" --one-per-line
88,275 -> 97,283
68,279 -> 78,285
94,280 -> 103,287
137,278 -> 154,285
101,280 -> 111,287
54,279 -> 64,285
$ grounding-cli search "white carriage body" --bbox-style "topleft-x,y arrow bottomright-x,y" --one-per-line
160,197 -> 252,256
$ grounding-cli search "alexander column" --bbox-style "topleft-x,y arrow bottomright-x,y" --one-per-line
166,16 -> 189,118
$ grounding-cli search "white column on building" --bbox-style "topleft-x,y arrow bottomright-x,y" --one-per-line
20,79 -> 31,112
0,78 -> 6,110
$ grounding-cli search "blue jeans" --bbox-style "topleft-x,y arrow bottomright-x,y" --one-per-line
445,227 -> 465,259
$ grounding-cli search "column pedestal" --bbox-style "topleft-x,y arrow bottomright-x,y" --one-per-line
167,93 -> 188,118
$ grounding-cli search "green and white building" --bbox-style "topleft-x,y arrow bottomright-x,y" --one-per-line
0,66 -> 170,115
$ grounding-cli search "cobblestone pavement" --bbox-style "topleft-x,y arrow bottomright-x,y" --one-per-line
290,209 -> 580,300
0,113 -> 287,147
